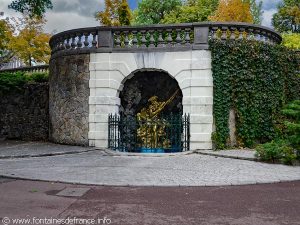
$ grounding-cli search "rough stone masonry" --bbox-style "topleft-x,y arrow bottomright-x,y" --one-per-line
0,83 -> 49,140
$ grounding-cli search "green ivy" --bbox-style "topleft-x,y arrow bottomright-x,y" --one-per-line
209,40 -> 300,149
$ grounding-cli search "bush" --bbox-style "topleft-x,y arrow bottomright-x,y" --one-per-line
255,100 -> 300,165
0,71 -> 48,95
255,139 -> 296,165
25,72 -> 48,83
0,71 -> 27,94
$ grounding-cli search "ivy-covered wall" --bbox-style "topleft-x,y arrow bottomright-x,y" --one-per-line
210,40 -> 300,149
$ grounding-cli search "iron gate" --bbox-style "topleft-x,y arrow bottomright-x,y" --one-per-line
108,114 -> 190,153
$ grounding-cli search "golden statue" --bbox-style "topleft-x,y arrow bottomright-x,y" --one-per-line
137,89 -> 179,149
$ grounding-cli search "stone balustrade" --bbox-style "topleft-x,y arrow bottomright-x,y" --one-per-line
0,65 -> 49,73
49,22 -> 282,57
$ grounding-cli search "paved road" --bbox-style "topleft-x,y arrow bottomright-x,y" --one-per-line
0,178 -> 299,225
0,150 -> 299,186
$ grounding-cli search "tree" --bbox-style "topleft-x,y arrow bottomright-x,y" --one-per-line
162,0 -> 219,24
282,33 -> 300,49
209,0 -> 253,23
95,0 -> 131,26
8,0 -> 53,18
248,0 -> 263,25
272,0 -> 300,33
133,0 -> 182,25
0,16 -> 14,66
8,16 -> 51,66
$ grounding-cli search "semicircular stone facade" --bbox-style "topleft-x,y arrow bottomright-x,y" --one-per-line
49,23 -> 281,149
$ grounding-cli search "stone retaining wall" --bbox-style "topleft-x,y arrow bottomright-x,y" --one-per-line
49,54 -> 90,146
0,83 -> 49,140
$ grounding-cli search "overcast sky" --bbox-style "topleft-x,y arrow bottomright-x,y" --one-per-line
0,0 -> 282,34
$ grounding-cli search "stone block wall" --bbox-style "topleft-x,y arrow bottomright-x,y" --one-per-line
0,83 -> 49,140
49,54 -> 90,146
89,50 -> 214,150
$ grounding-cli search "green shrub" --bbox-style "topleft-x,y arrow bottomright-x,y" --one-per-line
25,72 -> 49,83
0,71 -> 48,95
0,71 -> 27,94
255,139 -> 296,165
255,100 -> 300,165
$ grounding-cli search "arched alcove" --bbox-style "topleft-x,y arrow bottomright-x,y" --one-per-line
119,69 -> 183,118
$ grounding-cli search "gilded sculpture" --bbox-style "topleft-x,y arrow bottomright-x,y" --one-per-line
137,89 -> 179,149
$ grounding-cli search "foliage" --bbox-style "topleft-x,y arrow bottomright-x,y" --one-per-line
255,139 -> 296,165
272,0 -> 300,33
8,16 -> 51,66
95,0 -> 132,26
209,0 -> 253,23
209,40 -> 300,149
247,0 -> 263,25
162,0 -> 219,24
282,100 -> 300,151
282,33 -> 300,49
255,100 -> 300,165
0,18 -> 14,65
0,71 -> 48,95
8,0 -> 53,18
133,0 -> 182,25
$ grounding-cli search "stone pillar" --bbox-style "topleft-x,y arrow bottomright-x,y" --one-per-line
89,54 -> 123,148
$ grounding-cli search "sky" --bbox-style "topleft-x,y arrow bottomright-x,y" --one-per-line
0,0 -> 282,34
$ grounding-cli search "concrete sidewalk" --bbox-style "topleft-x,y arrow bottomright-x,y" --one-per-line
0,140 -> 96,159
196,149 -> 257,161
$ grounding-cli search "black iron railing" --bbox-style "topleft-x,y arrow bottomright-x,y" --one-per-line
108,114 -> 190,153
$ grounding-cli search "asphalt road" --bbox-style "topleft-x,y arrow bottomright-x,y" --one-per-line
0,178 -> 299,225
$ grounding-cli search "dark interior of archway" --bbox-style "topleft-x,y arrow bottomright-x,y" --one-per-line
120,70 -> 183,117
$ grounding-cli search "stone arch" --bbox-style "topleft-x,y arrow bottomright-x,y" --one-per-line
88,50 -> 214,150
118,68 -> 183,118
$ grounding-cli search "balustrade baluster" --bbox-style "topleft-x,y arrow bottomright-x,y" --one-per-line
115,31 -> 121,48
254,29 -> 261,41
211,27 -> 219,39
261,31 -> 266,42
132,31 -> 138,47
124,31 -> 129,48
77,33 -> 83,48
61,37 -> 66,50
230,27 -> 236,40
238,28 -> 245,40
141,30 -> 147,47
247,28 -> 254,40
65,35 -> 71,49
184,28 -> 191,46
221,26 -> 228,40
157,30 -> 164,47
166,29 -> 173,46
91,31 -> 97,48
84,32 -> 89,48
266,32 -> 272,44
149,30 -> 155,47
71,34 -> 76,49
175,29 -> 182,46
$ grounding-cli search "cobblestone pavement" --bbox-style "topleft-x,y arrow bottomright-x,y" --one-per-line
0,150 -> 299,186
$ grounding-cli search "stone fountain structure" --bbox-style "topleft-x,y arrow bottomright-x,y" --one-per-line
49,22 -> 281,151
